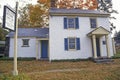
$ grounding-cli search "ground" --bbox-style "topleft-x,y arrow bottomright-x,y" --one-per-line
0,59 -> 120,80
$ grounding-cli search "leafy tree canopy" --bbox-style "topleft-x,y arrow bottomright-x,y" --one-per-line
18,4 -> 46,28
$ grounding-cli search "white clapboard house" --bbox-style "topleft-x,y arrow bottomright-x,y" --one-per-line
7,8 -> 115,61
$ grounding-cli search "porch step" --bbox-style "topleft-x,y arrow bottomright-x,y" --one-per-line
92,57 -> 114,63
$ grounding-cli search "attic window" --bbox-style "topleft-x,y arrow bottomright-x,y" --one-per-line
22,39 -> 29,47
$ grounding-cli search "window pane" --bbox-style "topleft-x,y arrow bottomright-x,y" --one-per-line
69,38 -> 75,43
69,38 -> 76,49
68,18 -> 75,28
23,39 -> 29,46
90,18 -> 96,28
69,43 -> 75,49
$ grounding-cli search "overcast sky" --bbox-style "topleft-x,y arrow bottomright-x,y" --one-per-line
111,1 -> 120,33
0,0 -> 120,33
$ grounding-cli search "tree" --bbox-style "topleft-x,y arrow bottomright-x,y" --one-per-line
38,0 -> 98,10
29,4 -> 45,27
55,0 -> 98,9
0,23 -> 8,41
18,4 -> 30,27
18,4 -> 47,27
97,0 -> 118,31
97,0 -> 117,13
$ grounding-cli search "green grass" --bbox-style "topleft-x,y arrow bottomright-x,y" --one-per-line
0,73 -> 30,80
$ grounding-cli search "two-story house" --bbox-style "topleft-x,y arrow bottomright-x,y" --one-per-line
49,8 -> 114,60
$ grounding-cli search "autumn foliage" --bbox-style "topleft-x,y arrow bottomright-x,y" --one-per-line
37,0 -> 98,10
28,5 -> 45,27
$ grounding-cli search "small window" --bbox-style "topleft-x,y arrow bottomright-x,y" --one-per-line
103,41 -> 106,45
90,18 -> 97,28
22,39 -> 29,47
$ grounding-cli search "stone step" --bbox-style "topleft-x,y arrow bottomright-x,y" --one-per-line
93,58 -> 113,63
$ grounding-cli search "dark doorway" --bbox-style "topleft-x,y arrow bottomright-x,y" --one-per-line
96,38 -> 100,57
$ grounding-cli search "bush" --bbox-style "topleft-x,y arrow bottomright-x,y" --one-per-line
112,49 -> 120,59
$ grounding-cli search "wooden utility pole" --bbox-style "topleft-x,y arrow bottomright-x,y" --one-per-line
13,1 -> 19,76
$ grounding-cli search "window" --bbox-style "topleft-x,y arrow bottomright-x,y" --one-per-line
64,17 -> 79,29
90,18 -> 97,28
103,41 -> 106,45
22,39 -> 29,47
69,38 -> 76,49
68,18 -> 75,29
64,37 -> 80,50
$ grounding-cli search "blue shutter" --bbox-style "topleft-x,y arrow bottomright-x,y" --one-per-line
75,17 -> 79,29
64,18 -> 67,29
76,38 -> 80,50
64,38 -> 68,50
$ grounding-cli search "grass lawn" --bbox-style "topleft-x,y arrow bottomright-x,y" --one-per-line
0,59 -> 120,80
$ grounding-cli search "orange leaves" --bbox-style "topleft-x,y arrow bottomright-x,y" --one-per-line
56,0 -> 98,10
37,0 -> 48,3
37,0 -> 98,10
37,0 -> 50,5
28,4 -> 45,27
87,0 -> 98,10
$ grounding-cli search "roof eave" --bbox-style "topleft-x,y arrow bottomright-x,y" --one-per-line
50,13 -> 110,17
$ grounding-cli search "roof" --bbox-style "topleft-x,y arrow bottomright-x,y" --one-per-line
7,28 -> 49,38
87,26 -> 110,37
49,8 -> 110,17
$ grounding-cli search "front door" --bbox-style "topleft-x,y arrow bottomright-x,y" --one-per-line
96,38 -> 100,57
41,40 -> 48,58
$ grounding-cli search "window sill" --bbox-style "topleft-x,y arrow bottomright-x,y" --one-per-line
68,49 -> 77,51
21,45 -> 29,47
67,28 -> 77,30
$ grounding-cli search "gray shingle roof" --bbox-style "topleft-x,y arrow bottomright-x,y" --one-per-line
49,8 -> 110,16
7,28 -> 49,38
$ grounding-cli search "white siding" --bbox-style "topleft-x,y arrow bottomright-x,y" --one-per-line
9,37 -> 37,58
49,16 -> 113,60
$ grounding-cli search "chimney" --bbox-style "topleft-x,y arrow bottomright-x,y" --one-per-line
51,0 -> 56,8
